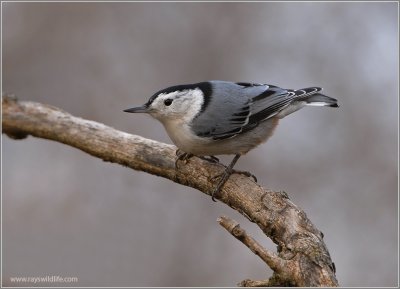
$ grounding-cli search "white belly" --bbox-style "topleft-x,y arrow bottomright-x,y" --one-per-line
163,118 -> 279,156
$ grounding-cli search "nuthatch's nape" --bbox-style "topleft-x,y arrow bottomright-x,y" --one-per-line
124,80 -> 339,201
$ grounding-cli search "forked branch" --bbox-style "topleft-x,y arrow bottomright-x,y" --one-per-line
2,96 -> 338,286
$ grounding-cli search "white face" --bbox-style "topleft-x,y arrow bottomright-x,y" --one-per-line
147,88 -> 204,123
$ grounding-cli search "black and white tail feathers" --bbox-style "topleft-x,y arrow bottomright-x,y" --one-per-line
291,87 -> 339,107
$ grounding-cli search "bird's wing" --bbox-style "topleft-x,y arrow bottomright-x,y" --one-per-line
191,82 -> 295,140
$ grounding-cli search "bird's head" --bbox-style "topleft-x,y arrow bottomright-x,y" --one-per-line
124,82 -> 212,123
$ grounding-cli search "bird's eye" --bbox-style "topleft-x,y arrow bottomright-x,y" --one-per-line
164,99 -> 173,106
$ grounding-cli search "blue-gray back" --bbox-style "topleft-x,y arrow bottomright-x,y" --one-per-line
191,81 -> 294,140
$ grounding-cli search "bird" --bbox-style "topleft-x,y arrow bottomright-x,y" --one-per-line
124,80 -> 338,201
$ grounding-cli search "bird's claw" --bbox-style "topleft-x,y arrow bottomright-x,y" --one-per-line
175,150 -> 194,169
199,155 -> 220,164
210,170 -> 257,183
175,150 -> 220,169
175,151 -> 256,203
233,170 -> 258,182
209,169 -> 257,202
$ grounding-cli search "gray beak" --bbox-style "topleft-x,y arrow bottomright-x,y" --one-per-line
123,105 -> 149,113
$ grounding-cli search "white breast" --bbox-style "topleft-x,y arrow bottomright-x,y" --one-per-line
163,119 -> 210,155
162,117 -> 280,156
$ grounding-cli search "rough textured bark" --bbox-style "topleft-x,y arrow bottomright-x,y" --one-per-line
2,96 -> 338,287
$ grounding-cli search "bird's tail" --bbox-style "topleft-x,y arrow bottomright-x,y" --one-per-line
295,87 -> 339,107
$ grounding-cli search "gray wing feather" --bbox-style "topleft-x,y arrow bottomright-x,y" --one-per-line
247,85 -> 294,123
191,81 -> 295,140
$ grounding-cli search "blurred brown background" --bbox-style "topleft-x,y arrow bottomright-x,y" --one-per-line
2,2 -> 398,287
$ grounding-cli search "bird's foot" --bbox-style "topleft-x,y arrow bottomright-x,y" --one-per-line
175,149 -> 194,169
210,172 -> 231,202
209,168 -> 257,201
199,155 -> 220,164
209,154 -> 242,202
176,151 -> 221,169
232,169 -> 258,183
210,169 -> 257,183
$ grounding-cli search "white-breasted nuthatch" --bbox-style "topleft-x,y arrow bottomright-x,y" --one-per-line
124,80 -> 338,201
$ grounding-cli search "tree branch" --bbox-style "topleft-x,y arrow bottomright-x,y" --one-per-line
2,96 -> 338,286
218,216 -> 287,275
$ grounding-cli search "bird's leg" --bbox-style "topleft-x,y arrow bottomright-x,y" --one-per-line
175,149 -> 194,169
211,154 -> 241,202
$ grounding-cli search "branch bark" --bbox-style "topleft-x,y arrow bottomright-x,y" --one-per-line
2,96 -> 338,286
